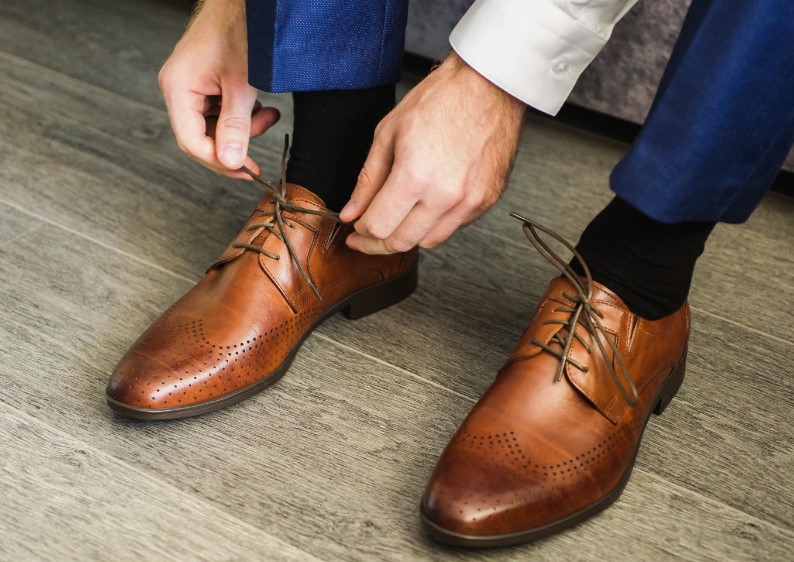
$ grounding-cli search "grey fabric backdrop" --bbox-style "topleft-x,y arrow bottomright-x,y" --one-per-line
405,0 -> 794,171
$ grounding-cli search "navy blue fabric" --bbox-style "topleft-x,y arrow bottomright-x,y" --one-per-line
245,0 -> 409,92
611,0 -> 794,223
246,0 -> 793,223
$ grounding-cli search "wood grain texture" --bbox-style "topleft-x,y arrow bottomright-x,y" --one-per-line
0,403 -> 316,562
0,0 -> 189,110
0,225 -> 792,561
0,205 -> 40,247
1,0 -> 792,558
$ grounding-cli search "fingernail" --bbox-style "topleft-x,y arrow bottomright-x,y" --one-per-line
340,200 -> 356,218
221,144 -> 243,167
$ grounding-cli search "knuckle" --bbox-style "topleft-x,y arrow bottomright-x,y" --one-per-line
356,167 -> 373,189
463,191 -> 486,211
374,119 -> 391,138
158,68 -> 174,93
219,115 -> 250,131
367,224 -> 390,240
419,237 -> 443,249
450,188 -> 466,206
401,168 -> 431,195
481,191 -> 500,210
386,237 -> 414,253
403,180 -> 425,199
439,185 -> 465,207
356,220 -> 386,240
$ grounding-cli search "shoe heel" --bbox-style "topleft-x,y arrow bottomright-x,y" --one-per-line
341,261 -> 418,320
653,349 -> 687,415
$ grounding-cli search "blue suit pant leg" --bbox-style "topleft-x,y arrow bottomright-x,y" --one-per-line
246,0 -> 410,93
611,0 -> 794,224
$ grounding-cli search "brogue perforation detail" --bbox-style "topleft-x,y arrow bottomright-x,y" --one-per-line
119,306 -> 323,408
451,416 -> 646,529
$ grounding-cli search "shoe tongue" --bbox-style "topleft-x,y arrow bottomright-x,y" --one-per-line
209,183 -> 331,272
544,276 -> 628,312
581,278 -> 629,311
256,183 -> 330,213
507,276 -> 630,364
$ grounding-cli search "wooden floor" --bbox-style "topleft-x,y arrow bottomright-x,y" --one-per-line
1,1 -> 792,560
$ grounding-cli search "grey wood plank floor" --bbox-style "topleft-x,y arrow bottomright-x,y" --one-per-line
1,404 -> 316,562
1,0 -> 792,560
1,209 -> 791,561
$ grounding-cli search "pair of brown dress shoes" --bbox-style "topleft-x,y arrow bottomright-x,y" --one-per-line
106,175 -> 689,548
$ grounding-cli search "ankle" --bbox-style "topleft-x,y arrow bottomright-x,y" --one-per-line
571,197 -> 715,320
286,85 -> 396,211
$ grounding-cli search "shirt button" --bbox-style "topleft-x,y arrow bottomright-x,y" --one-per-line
552,58 -> 570,74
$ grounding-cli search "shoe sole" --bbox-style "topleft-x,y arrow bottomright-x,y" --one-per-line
106,260 -> 419,420
420,350 -> 688,548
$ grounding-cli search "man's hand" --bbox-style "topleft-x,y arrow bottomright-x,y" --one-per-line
158,0 -> 279,179
339,52 -> 526,254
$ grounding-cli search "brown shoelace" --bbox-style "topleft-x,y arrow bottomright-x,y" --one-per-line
510,212 -> 639,408
235,135 -> 345,299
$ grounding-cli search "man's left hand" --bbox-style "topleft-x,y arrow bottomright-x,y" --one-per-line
339,52 -> 526,254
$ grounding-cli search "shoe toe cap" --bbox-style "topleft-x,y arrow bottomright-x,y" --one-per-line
106,351 -> 191,410
421,448 -> 548,539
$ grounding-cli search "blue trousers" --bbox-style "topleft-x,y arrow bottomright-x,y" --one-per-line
245,0 -> 794,224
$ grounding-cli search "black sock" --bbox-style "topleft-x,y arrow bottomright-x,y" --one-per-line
286,85 -> 396,211
570,197 -> 715,320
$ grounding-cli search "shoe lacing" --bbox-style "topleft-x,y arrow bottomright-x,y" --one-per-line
510,212 -> 639,408
235,135 -> 345,299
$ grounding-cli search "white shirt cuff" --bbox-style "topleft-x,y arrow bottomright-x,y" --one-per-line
450,0 -> 630,115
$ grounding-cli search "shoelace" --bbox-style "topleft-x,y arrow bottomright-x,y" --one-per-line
510,212 -> 639,408
235,135 -> 345,299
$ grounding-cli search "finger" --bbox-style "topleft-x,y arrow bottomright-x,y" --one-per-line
383,200 -> 448,252
250,106 -> 280,139
241,154 -> 261,177
215,83 -> 259,169
418,204 -> 478,249
352,164 -> 422,242
205,105 -> 276,141
185,154 -> 254,180
182,142 -> 261,179
418,179 -> 503,248
339,123 -> 395,222
348,195 -> 455,255
345,231 -> 391,255
201,117 -> 260,179
165,86 -> 217,165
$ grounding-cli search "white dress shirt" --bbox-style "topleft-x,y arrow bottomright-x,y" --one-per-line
450,0 -> 638,115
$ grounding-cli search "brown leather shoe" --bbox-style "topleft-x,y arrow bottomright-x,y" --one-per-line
420,216 -> 689,547
106,178 -> 417,420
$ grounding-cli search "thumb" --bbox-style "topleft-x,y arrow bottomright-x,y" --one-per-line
215,83 -> 259,169
339,124 -> 395,222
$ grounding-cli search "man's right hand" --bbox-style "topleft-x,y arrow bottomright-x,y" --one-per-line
158,0 -> 280,179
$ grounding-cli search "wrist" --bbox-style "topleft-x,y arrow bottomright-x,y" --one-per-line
191,0 -> 245,27
442,51 -> 526,118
